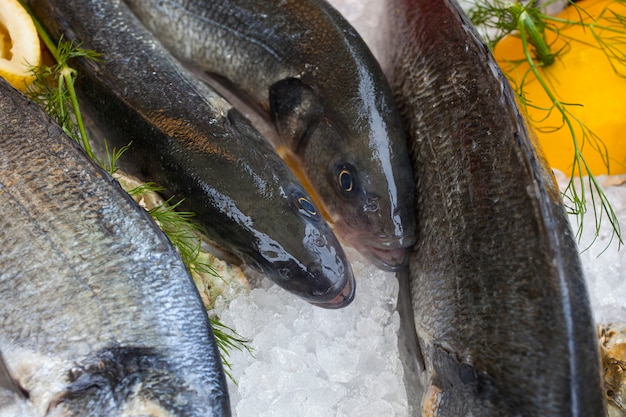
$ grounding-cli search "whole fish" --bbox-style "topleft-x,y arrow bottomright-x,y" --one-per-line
0,78 -> 230,416
122,0 -> 417,271
388,0 -> 606,415
25,0 -> 355,308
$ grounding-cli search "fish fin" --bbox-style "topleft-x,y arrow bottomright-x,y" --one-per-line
0,351 -> 27,400
430,345 -> 509,415
396,267 -> 425,373
49,347 -> 195,416
269,78 -> 323,155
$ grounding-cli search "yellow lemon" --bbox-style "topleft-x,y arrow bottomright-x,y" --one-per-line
0,0 -> 41,91
494,0 -> 626,175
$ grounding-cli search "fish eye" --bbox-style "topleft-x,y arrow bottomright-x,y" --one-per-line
339,170 -> 352,192
298,196 -> 318,216
335,164 -> 358,196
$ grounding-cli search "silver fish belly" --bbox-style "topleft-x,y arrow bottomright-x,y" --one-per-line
123,0 -> 417,271
25,0 -> 355,308
0,79 -> 230,416
388,0 -> 605,415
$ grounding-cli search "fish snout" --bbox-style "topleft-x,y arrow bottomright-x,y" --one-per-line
254,255 -> 355,309
337,218 -> 416,271
305,260 -> 355,309
363,240 -> 414,272
348,192 -> 416,271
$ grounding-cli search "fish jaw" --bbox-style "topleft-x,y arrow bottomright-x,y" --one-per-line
122,0 -> 418,271
308,274 -> 355,309
361,243 -> 412,272
242,198 -> 356,308
246,254 -> 356,309
332,218 -> 416,271
31,346 -> 228,417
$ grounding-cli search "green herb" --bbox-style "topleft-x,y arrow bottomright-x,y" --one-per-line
467,0 -> 623,250
148,198 -> 219,279
211,318 -> 254,383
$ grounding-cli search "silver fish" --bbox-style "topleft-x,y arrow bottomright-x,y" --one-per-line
25,0 -> 355,308
0,79 -> 230,416
388,0 -> 606,415
122,0 -> 417,271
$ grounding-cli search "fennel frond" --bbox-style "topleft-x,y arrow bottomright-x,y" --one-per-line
210,318 -> 254,383
467,0 -> 624,250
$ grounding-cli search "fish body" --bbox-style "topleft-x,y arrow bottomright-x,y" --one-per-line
25,0 -> 355,308
389,0 -> 605,415
0,79 -> 230,416
123,0 -> 417,271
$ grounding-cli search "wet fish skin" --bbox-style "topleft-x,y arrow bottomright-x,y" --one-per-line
388,0 -> 605,415
123,0 -> 417,271
25,0 -> 355,308
0,79 -> 230,416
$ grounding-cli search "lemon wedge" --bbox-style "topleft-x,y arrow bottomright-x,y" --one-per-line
494,0 -> 626,175
0,0 -> 41,91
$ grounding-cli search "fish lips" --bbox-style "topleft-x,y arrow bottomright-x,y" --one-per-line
364,243 -> 413,272
307,265 -> 356,309
281,259 -> 356,309
245,254 -> 356,309
337,226 -> 417,271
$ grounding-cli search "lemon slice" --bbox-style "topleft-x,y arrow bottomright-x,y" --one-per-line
0,0 -> 41,91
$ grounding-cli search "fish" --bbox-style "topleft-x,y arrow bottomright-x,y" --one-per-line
0,78 -> 230,416
122,0 -> 417,271
25,0 -> 355,308
387,0 -> 606,415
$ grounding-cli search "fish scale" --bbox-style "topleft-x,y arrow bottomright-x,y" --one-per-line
123,0 -> 417,271
0,78 -> 230,416
25,0 -> 355,308
389,0 -> 605,415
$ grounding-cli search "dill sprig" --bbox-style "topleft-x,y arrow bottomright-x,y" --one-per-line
19,0 -> 100,159
467,0 -> 624,250
210,318 -> 254,383
148,198 -> 219,279
26,40 -> 99,159
100,140 -> 132,176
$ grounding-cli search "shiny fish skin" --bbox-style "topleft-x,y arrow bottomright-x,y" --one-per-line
388,0 -> 605,415
0,79 -> 230,416
123,0 -> 417,271
25,0 -> 355,308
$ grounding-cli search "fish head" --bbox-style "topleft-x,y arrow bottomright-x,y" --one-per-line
322,144 -> 417,272
224,109 -> 355,308
239,183 -> 355,309
36,347 -> 229,417
270,77 -> 416,271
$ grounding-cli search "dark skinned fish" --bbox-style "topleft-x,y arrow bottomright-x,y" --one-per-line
122,0 -> 417,271
25,0 -> 355,308
0,78 -> 230,416
388,0 -> 606,415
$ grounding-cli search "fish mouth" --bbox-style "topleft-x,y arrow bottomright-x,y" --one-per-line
350,234 -> 416,271
309,276 -> 355,309
248,254 -> 356,309
332,221 -> 416,271
363,244 -> 412,272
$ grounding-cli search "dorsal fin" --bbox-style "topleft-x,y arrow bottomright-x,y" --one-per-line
0,351 -> 26,400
